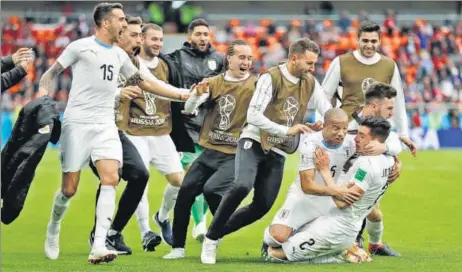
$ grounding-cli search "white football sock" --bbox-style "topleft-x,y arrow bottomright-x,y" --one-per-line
48,190 -> 71,234
158,184 -> 179,222
366,219 -> 384,245
135,187 -> 151,238
93,185 -> 116,248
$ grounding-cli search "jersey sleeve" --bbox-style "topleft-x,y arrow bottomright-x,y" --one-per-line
56,41 -> 80,69
299,142 -> 316,171
119,50 -> 139,79
350,158 -> 372,192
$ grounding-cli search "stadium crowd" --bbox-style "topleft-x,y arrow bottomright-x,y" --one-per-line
1,9 -> 462,129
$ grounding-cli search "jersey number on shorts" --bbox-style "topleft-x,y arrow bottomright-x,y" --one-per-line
100,64 -> 114,81
299,239 -> 315,250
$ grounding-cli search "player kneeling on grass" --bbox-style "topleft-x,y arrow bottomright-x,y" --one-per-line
264,116 -> 401,264
262,107 -> 402,259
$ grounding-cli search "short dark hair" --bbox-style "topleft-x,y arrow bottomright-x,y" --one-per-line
93,2 -> 124,28
188,18 -> 209,34
360,115 -> 391,143
125,15 -> 142,25
224,39 -> 250,70
365,82 -> 397,104
288,38 -> 320,57
358,20 -> 381,39
142,23 -> 163,35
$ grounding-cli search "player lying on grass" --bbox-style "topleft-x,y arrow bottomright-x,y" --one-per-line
263,116 -> 402,264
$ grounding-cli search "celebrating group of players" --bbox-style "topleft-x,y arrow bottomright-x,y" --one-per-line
35,2 -> 417,265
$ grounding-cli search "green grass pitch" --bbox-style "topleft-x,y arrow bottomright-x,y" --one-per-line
2,149 -> 462,271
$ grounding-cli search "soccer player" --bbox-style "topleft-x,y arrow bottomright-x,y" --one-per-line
166,18 -> 225,241
88,16 -> 191,255
122,23 -> 188,248
344,82 -> 406,256
265,116 -> 398,264
322,20 -> 415,254
264,107 -> 403,249
41,3 -> 188,264
322,20 -> 416,154
200,38 -> 332,264
163,40 -> 257,259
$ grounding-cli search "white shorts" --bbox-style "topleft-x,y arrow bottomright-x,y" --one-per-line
60,122 -> 122,172
282,216 -> 356,262
271,183 -> 337,230
125,134 -> 183,176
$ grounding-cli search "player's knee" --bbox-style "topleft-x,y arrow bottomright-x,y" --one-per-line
203,183 -> 218,199
100,171 -> 119,186
166,172 -> 183,187
269,225 -> 291,244
61,172 -> 79,197
126,167 -> 149,185
232,182 -> 252,198
61,187 -> 77,198
367,207 -> 383,222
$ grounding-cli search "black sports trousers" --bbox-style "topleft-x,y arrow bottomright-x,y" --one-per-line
172,147 -> 235,248
206,138 -> 286,241
90,130 -> 149,233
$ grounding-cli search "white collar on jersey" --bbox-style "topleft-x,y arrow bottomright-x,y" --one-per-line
279,63 -> 300,85
224,71 -> 250,82
137,55 -> 159,69
353,50 -> 381,65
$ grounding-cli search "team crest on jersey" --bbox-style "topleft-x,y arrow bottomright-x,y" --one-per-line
207,59 -> 217,70
279,209 -> 290,219
38,125 -> 51,134
243,140 -> 253,150
361,78 -> 377,93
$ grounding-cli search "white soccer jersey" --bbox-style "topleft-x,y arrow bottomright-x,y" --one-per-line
58,36 -> 138,124
295,131 -> 356,188
333,155 -> 395,235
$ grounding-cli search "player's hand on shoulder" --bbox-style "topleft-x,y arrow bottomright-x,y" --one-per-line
387,156 -> 402,184
121,86 -> 142,100
314,146 -> 330,171
305,120 -> 323,132
363,141 -> 387,156
195,81 -> 210,96
399,136 -> 417,157
287,124 -> 310,136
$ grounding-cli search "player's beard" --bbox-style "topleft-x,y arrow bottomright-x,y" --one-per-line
191,40 -> 209,52
143,46 -> 157,59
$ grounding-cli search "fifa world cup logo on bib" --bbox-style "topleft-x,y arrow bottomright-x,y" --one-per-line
117,74 -> 127,88
218,94 -> 236,130
283,96 -> 300,126
144,91 -> 157,115
361,78 -> 377,93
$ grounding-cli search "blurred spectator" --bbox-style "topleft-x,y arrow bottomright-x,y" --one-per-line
2,8 -> 461,131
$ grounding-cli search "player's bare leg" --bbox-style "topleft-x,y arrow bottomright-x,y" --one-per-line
154,172 -> 184,246
88,160 -> 119,264
261,224 -> 293,258
367,203 -> 401,256
45,171 -> 80,260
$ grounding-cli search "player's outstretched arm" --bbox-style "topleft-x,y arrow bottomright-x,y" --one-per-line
183,81 -> 210,114
37,62 -> 65,97
125,72 -> 188,102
